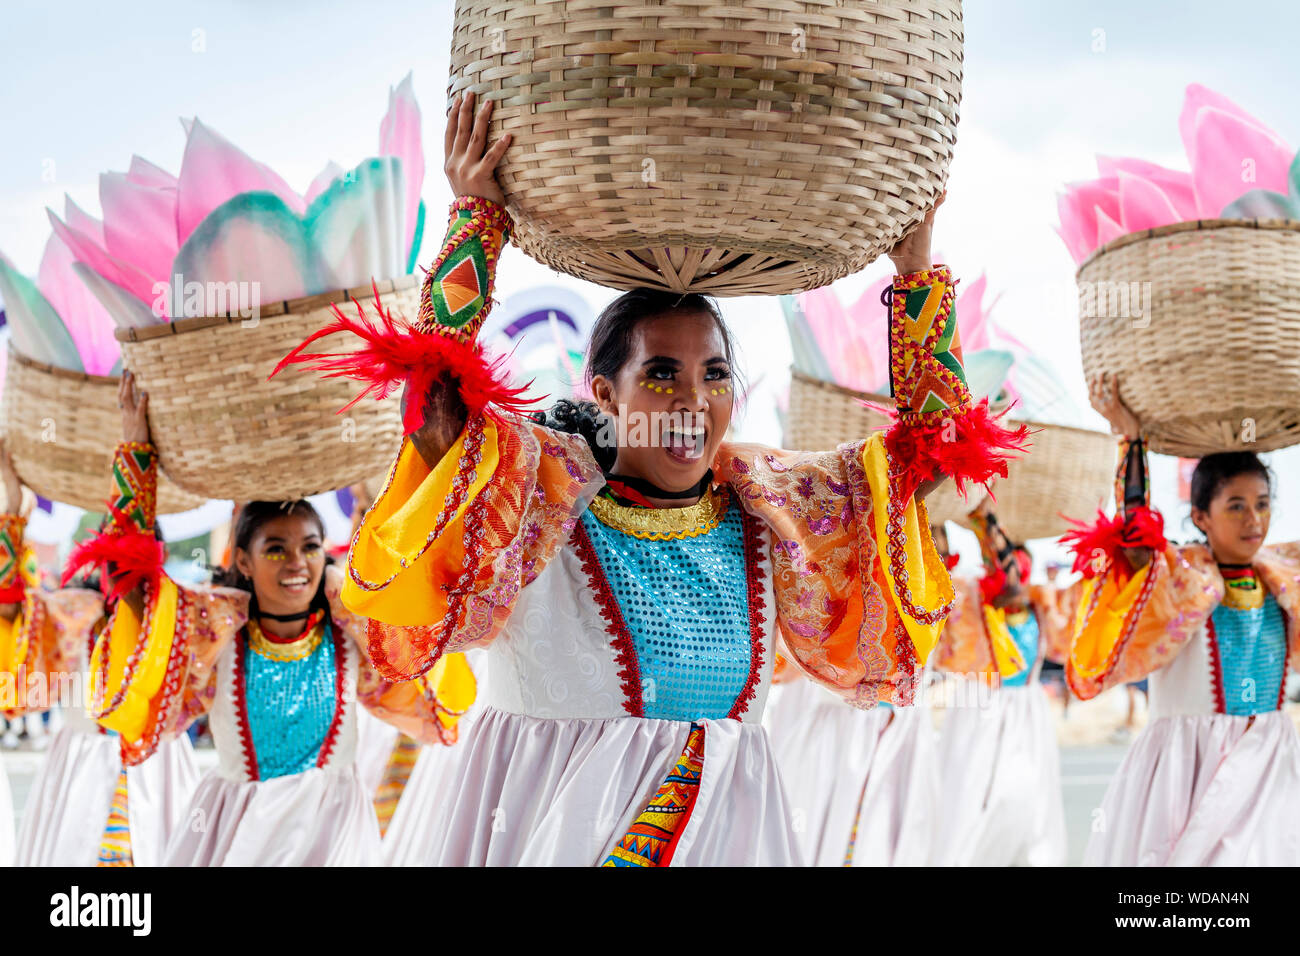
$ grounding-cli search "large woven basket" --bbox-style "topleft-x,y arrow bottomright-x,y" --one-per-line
451,0 -> 963,295
785,369 -> 981,524
1,348 -> 205,514
983,422 -> 1117,541
1078,219 -> 1300,457
113,278 -> 414,501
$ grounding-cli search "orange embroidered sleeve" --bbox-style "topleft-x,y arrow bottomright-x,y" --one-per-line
1067,544 -> 1221,699
715,434 -> 953,708
344,414 -> 602,681
325,566 -> 477,746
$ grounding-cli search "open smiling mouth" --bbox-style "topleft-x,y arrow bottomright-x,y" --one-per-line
279,574 -> 312,594
661,423 -> 707,463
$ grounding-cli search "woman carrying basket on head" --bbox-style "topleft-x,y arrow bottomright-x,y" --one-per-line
928,505 -> 1068,866
68,374 -> 475,866
0,442 -> 199,867
278,92 -> 1027,866
1062,373 -> 1300,866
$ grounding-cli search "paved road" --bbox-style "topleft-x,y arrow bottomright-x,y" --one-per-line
4,743 -> 1125,866
1060,744 -> 1127,866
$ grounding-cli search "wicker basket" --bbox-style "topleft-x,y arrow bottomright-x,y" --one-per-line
1,348 -> 205,514
1078,219 -> 1300,457
450,0 -> 963,295
113,278 -> 414,501
985,422 -> 1117,542
785,369 -> 982,524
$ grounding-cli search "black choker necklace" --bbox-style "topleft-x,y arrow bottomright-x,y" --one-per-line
256,609 -> 314,622
605,470 -> 713,505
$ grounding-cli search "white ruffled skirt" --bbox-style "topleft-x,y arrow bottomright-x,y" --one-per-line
1085,710 -> 1300,866
387,706 -> 800,866
355,709 -> 400,799
765,679 -> 940,866
932,682 -> 1067,866
15,726 -> 199,866
163,763 -> 381,866
0,757 -> 13,866
382,708 -> 481,865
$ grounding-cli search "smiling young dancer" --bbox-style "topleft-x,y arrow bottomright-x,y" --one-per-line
70,375 -> 475,865
279,92 -> 1027,866
1063,373 -> 1300,866
0,444 -> 199,867
930,504 -> 1068,866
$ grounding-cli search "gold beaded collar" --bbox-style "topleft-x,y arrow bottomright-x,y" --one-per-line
247,615 -> 324,662
1220,580 -> 1266,611
588,486 -> 729,540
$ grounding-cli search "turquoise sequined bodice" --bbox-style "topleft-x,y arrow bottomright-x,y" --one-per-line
1000,611 -> 1040,688
579,503 -> 757,721
1211,594 -> 1286,716
242,622 -> 339,779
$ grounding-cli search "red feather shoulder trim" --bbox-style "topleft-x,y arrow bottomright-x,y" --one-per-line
878,399 -> 1032,502
1060,505 -> 1166,578
271,283 -> 540,434
63,508 -> 166,603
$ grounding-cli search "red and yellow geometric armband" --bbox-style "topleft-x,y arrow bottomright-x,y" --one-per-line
882,266 -> 1030,501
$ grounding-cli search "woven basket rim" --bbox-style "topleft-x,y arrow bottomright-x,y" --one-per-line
8,345 -> 118,385
787,367 -> 1038,428
1075,217 -> 1300,275
789,368 -> 890,404
114,274 -> 422,343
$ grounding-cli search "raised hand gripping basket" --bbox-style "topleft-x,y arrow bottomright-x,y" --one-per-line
451,0 -> 964,295
1078,219 -> 1300,457
113,279 -> 415,501
2,348 -> 204,514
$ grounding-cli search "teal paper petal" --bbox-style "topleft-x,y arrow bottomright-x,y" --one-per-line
172,192 -> 319,308
1222,188 -> 1300,220
305,157 -> 406,292
963,348 -> 1014,402
406,198 -> 426,274
0,258 -> 84,370
780,295 -> 836,384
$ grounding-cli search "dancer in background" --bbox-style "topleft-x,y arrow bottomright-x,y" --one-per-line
0,442 -> 198,867
1064,373 -> 1300,866
763,648 -> 940,866
930,504 -> 1067,866
278,92 -> 1026,866
72,374 -> 475,865
1035,561 -> 1080,718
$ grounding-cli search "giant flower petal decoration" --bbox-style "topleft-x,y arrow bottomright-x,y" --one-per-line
1057,84 -> 1297,264
0,232 -> 120,375
54,74 -> 427,326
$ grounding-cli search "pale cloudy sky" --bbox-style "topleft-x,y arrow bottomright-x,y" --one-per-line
1,0 -> 1297,553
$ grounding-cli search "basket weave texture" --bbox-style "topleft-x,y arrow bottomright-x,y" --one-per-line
450,0 -> 964,295
113,279 -> 414,501
2,348 -> 205,514
985,421 -> 1117,542
1077,219 -> 1300,457
785,369 -> 980,525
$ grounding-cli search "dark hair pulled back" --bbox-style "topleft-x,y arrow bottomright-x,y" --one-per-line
1186,452 -> 1274,539
209,500 -> 330,617
530,288 -> 743,470
1189,452 -> 1274,513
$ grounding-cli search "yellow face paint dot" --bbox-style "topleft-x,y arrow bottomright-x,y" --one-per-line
666,388 -> 673,394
